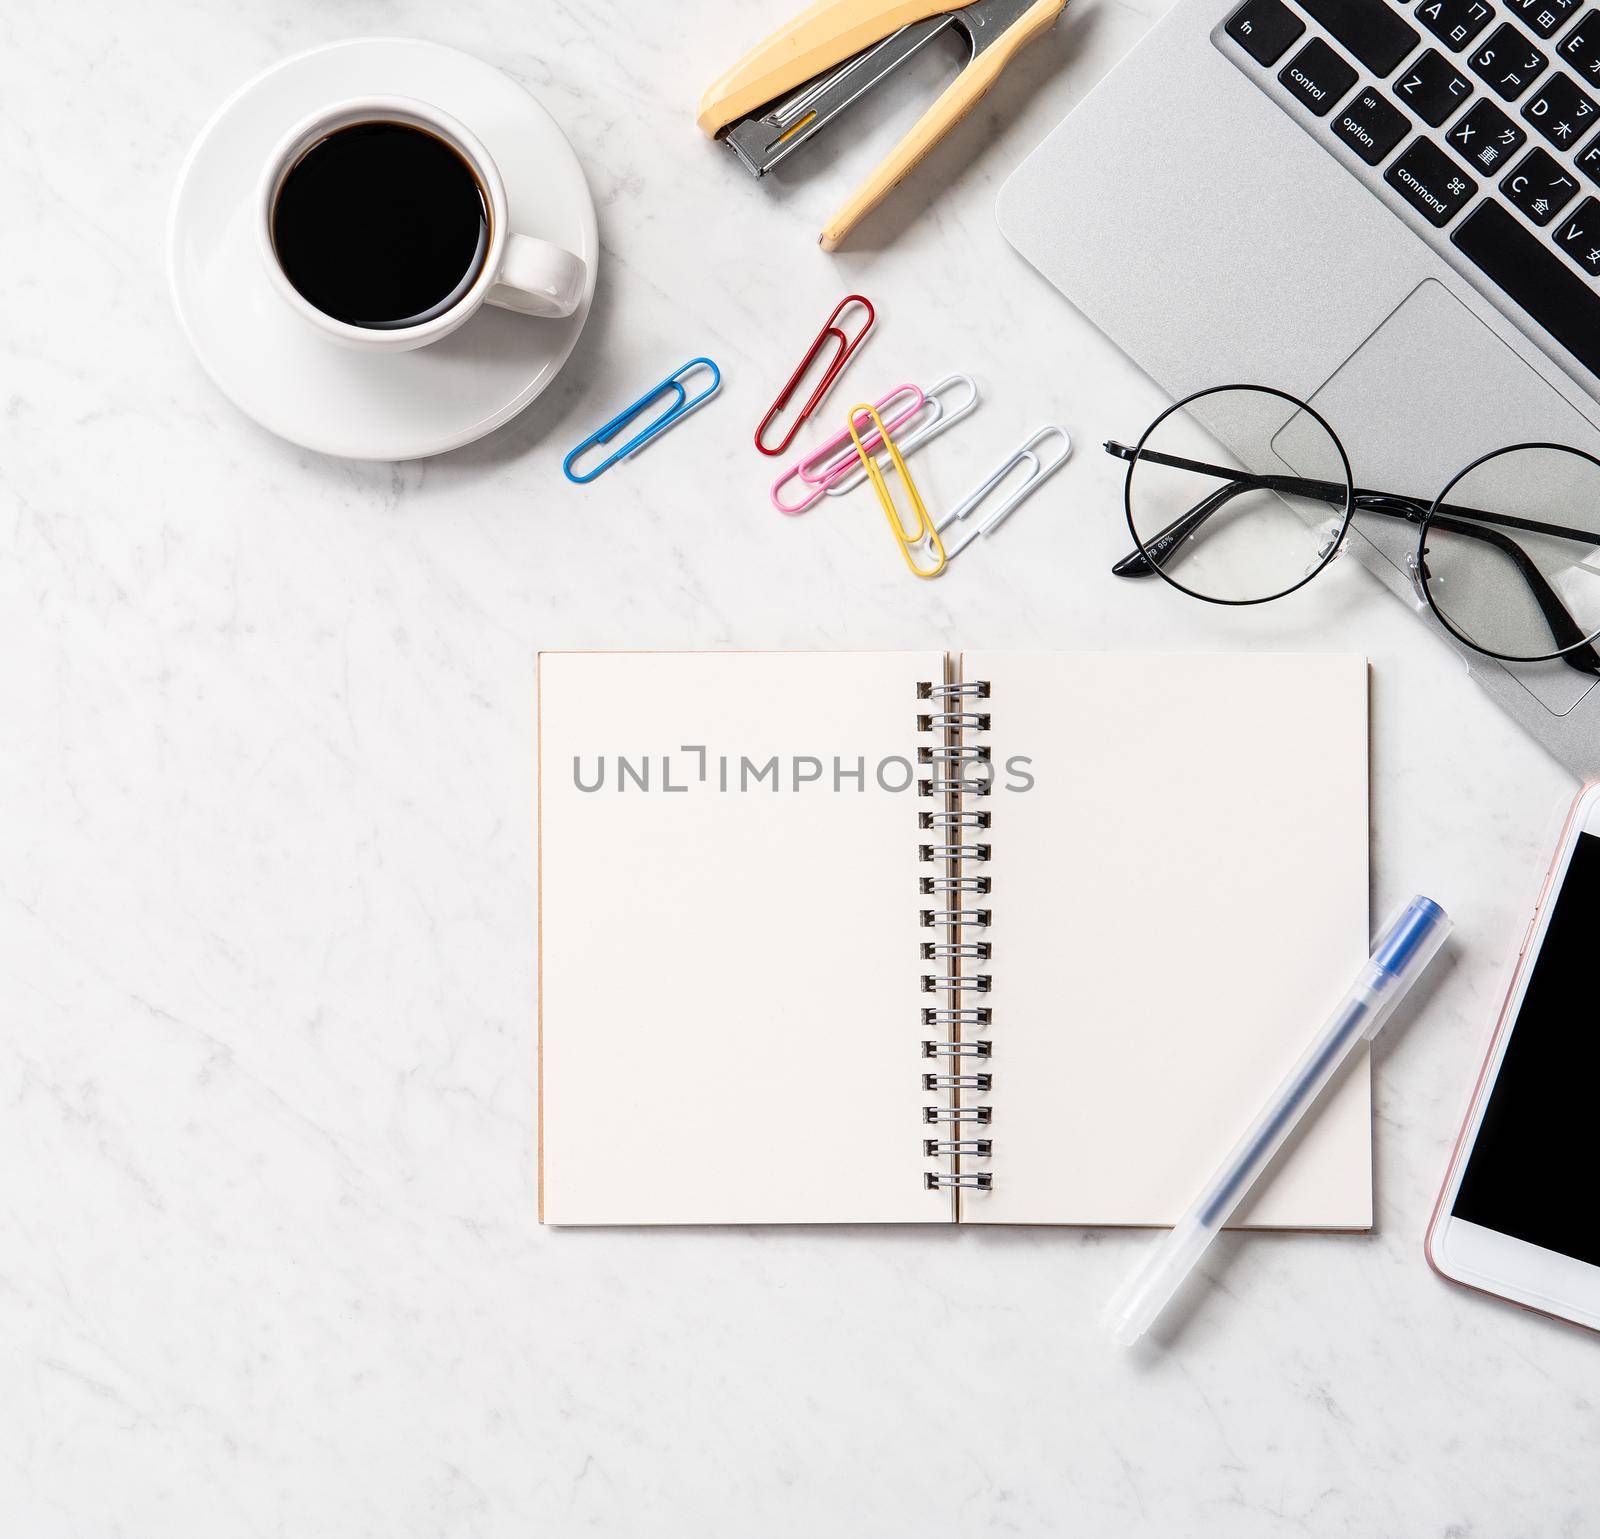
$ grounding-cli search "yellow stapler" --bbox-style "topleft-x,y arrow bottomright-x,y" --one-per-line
698,0 -> 1067,251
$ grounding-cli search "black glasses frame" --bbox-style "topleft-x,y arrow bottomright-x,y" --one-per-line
1106,383 -> 1600,676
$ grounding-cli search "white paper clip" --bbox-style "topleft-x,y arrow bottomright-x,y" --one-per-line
826,373 -> 979,497
933,424 -> 1072,557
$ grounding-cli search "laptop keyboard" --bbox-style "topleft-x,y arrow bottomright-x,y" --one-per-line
1220,0 -> 1600,376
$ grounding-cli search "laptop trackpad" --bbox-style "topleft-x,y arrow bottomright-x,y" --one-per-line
1296,279 -> 1600,716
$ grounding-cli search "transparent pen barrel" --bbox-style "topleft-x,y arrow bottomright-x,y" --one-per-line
1194,966 -> 1389,1230
1104,897 -> 1450,1344
1104,974 -> 1381,1344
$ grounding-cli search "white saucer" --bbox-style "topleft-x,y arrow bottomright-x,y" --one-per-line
168,38 -> 599,460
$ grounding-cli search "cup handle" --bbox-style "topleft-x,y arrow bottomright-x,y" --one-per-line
487,233 -> 587,319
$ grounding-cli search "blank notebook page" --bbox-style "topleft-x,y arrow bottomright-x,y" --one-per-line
962,652 -> 1371,1228
539,651 -> 947,1225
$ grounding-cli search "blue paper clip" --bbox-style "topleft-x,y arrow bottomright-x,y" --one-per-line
562,358 -> 722,484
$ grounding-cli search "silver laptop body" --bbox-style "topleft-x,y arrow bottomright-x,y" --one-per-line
998,0 -> 1600,774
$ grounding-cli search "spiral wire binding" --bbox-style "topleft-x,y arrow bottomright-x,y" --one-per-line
918,673 -> 994,1195
920,907 -> 991,927
919,808 -> 990,828
920,776 -> 988,797
920,744 -> 991,763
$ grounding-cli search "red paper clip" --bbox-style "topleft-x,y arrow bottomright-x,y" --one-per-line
754,295 -> 875,456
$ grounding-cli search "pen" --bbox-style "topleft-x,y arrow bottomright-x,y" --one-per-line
1103,894 -> 1453,1346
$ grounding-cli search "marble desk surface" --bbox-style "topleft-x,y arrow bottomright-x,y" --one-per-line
3,0 -> 1595,1533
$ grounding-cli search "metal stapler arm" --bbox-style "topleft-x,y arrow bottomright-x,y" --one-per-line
820,0 -> 1065,250
697,0 -> 967,137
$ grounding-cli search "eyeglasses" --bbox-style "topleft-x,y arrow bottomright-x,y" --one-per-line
1105,384 -> 1600,674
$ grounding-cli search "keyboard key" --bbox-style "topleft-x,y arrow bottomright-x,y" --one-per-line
1227,0 -> 1307,64
1334,84 -> 1413,159
1394,47 -> 1475,120
1453,201 -> 1600,375
1416,0 -> 1495,49
1577,129 -> 1600,180
1502,0 -> 1579,34
1522,71 -> 1599,144
1385,135 -> 1480,220
1501,144 -> 1582,218
1554,194 -> 1600,271
1280,38 -> 1360,113
1559,9 -> 1600,79
1447,96 -> 1529,168
1469,24 -> 1550,95
1299,0 -> 1421,73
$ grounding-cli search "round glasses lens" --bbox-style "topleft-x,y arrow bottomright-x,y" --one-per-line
1125,386 -> 1352,604
1420,445 -> 1600,663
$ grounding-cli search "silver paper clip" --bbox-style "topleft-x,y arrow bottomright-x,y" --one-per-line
826,373 -> 979,497
933,424 -> 1072,557
563,358 -> 722,484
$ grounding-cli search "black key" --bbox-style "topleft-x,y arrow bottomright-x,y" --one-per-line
1385,135 -> 1480,220
1469,24 -> 1550,96
1334,84 -> 1413,159
1577,129 -> 1600,180
1501,145 -> 1582,218
1503,0 -> 1580,35
1416,0 -> 1495,49
1280,38 -> 1361,113
1453,201 -> 1600,375
1394,47 -> 1475,120
1560,9 -> 1600,79
1522,71 -> 1600,144
1446,97 -> 1529,171
1227,0 -> 1307,62
1554,194 -> 1600,272
1299,0 -> 1421,73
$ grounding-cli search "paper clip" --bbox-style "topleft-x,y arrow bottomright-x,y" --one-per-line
847,401 -> 946,579
769,383 -> 924,515
933,425 -> 1072,557
755,295 -> 875,457
825,373 -> 978,498
563,358 -> 722,484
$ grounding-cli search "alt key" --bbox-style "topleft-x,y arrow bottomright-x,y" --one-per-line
1333,87 -> 1411,165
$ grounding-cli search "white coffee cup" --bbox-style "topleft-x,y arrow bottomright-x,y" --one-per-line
257,96 -> 586,351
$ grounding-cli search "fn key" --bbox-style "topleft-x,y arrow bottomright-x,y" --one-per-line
1227,0 -> 1306,65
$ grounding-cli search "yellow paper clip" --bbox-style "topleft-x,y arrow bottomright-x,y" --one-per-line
846,402 -> 947,579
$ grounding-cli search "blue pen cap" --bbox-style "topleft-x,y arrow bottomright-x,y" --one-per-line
1372,895 -> 1451,980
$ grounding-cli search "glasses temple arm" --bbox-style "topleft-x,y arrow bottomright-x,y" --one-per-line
1427,496 -> 1597,548
1424,511 -> 1600,673
1109,443 -> 1600,565
1109,465 -> 1349,577
1363,494 -> 1598,671
1108,457 -> 1600,673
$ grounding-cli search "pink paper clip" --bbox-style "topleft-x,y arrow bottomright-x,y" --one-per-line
769,383 -> 925,515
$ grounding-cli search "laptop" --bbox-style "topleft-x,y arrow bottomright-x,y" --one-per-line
996,0 -> 1600,775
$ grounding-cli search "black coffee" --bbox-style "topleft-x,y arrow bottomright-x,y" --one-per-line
272,121 -> 490,330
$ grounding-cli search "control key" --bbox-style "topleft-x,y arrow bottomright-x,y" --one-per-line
1280,38 -> 1360,116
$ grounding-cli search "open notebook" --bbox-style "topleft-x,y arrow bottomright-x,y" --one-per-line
538,650 -> 1370,1227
